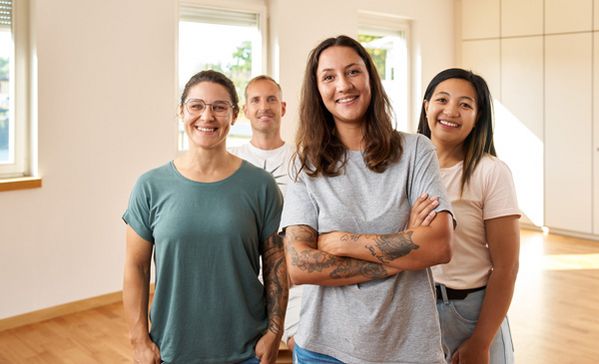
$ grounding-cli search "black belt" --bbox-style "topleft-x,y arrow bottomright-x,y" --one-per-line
435,285 -> 486,300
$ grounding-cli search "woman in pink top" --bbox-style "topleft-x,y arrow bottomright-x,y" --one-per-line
414,68 -> 520,364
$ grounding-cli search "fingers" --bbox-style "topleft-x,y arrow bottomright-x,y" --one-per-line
409,193 -> 439,228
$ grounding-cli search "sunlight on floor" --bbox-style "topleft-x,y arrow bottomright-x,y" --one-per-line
542,253 -> 599,270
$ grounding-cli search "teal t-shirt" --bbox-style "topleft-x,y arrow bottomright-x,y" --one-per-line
123,160 -> 283,364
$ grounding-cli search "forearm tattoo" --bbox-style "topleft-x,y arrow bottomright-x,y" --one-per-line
366,231 -> 419,264
285,226 -> 389,280
262,233 -> 288,336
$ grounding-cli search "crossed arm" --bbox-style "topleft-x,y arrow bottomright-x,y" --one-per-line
284,204 -> 452,286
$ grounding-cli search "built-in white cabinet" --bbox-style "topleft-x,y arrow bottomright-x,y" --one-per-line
459,1 -> 599,238
461,40 -> 500,99
501,0 -> 543,36
461,0 -> 500,39
544,33 -> 593,234
545,0 -> 592,34
499,37 -> 544,227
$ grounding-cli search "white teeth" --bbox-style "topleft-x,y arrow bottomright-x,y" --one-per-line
337,96 -> 357,103
195,126 -> 216,132
439,120 -> 459,128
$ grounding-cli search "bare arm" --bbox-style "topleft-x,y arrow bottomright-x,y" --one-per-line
318,211 -> 453,270
255,232 -> 289,364
122,226 -> 161,364
284,225 -> 401,286
451,215 -> 520,364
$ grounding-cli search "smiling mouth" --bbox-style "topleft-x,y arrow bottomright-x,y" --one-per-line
195,126 -> 217,132
336,95 -> 359,104
438,120 -> 459,128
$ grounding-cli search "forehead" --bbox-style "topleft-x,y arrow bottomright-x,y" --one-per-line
317,46 -> 366,72
186,81 -> 231,101
246,79 -> 280,97
433,78 -> 477,99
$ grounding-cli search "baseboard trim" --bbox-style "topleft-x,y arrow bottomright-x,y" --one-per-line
0,291 -> 123,332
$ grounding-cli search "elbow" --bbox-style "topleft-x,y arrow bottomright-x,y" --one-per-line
287,266 -> 310,285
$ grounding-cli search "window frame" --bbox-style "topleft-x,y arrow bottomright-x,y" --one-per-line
0,0 -> 32,179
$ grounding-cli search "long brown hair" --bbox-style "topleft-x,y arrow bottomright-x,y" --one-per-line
417,68 -> 496,194
294,35 -> 403,178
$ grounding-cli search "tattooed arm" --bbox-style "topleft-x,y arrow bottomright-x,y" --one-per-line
318,211 -> 453,270
255,232 -> 288,364
284,225 -> 401,286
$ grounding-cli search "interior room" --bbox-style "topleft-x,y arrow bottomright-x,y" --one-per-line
1,0 -> 598,363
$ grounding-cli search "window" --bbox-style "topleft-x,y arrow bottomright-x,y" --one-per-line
0,0 -> 30,179
178,3 -> 266,150
359,14 -> 410,131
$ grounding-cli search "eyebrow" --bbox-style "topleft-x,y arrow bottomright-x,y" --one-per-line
433,91 -> 475,102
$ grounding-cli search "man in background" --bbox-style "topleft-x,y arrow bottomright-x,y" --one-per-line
229,75 -> 301,351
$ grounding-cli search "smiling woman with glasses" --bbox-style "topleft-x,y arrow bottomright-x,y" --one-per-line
122,70 -> 288,364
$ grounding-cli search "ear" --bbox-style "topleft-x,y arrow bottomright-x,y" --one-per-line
423,100 -> 429,116
231,110 -> 239,126
280,101 -> 287,117
177,105 -> 184,119
242,104 -> 248,119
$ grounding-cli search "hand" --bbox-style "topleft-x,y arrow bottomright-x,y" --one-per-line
408,193 -> 439,229
286,336 -> 296,352
450,338 -> 490,364
255,330 -> 281,364
317,231 -> 346,256
132,338 -> 161,364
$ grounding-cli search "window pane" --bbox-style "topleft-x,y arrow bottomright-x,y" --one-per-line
359,31 -> 409,131
178,12 -> 262,150
0,26 -> 11,164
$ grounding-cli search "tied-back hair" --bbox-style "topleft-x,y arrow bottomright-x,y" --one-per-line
417,68 -> 496,195
294,35 -> 403,178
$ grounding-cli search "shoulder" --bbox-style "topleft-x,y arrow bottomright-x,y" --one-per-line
476,154 -> 514,178
400,132 -> 435,154
136,162 -> 173,185
238,160 -> 279,188
228,143 -> 251,157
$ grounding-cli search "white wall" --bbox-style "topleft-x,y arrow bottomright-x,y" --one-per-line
0,0 -> 455,318
0,0 -> 177,319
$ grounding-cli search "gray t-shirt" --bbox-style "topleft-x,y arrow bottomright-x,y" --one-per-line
280,133 -> 452,364
123,161 -> 282,364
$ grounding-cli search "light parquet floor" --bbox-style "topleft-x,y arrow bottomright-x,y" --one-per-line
0,229 -> 598,363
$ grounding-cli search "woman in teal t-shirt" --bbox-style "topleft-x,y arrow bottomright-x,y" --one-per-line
122,70 -> 287,364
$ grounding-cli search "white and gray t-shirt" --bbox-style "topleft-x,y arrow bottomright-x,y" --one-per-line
280,133 -> 452,364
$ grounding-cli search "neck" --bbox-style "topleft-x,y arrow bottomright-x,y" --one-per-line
179,146 -> 230,174
250,132 -> 285,150
432,140 -> 464,168
335,122 -> 363,151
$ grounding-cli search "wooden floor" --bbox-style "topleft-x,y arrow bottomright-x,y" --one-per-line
0,229 -> 598,363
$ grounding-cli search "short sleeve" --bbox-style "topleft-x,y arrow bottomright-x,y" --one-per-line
260,175 -> 284,242
278,170 -> 319,234
122,176 -> 154,243
409,135 -> 455,221
482,159 -> 521,220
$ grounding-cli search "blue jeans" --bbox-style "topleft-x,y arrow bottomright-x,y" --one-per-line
293,344 -> 344,364
436,284 -> 514,364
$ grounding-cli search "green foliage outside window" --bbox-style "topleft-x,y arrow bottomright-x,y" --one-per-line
358,34 -> 387,80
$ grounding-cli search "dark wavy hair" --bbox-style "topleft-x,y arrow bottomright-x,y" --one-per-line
417,68 -> 496,194
294,35 -> 403,178
180,70 -> 240,114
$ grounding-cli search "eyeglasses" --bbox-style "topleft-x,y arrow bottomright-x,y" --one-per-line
184,99 -> 234,116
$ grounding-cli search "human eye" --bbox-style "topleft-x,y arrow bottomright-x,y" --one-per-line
188,100 -> 205,112
321,74 -> 334,82
434,97 -> 448,104
250,97 -> 260,104
347,68 -> 361,76
212,102 -> 230,113
460,102 -> 473,109
267,96 -> 277,103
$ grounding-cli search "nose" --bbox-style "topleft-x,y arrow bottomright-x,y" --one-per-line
335,75 -> 352,93
443,101 -> 459,117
